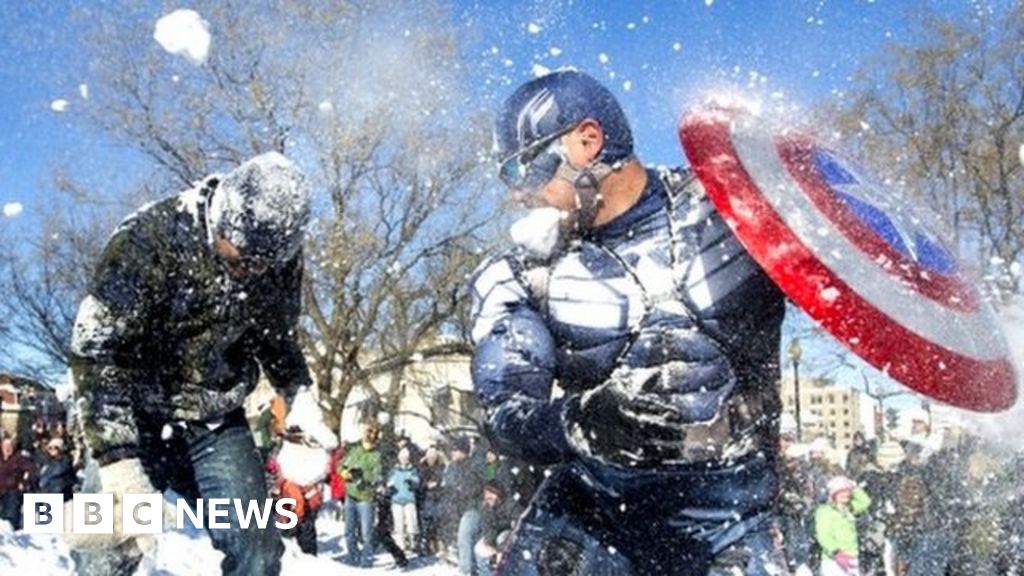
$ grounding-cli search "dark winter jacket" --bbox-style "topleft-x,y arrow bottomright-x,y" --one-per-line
37,453 -> 75,500
468,169 -> 785,467
70,183 -> 311,465
0,452 -> 36,493
442,457 -> 485,517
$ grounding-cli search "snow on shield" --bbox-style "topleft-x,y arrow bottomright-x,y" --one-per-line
679,107 -> 1017,412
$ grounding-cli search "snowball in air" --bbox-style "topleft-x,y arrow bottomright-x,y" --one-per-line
50,99 -> 68,112
510,207 -> 563,258
527,22 -> 542,35
3,203 -> 23,218
154,9 -> 211,66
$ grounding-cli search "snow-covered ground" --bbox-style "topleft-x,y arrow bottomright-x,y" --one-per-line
0,512 -> 458,575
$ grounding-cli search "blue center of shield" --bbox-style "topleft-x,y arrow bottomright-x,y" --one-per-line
813,149 -> 957,275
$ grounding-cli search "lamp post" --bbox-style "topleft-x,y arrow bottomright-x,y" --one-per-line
788,339 -> 803,442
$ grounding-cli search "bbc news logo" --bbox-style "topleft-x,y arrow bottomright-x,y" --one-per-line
22,494 -> 299,534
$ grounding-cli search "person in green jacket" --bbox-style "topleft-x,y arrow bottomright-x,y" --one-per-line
340,420 -> 383,567
815,475 -> 871,576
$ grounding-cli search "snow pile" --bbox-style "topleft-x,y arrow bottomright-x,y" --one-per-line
3,202 -> 23,218
0,513 -> 457,574
153,10 -> 211,66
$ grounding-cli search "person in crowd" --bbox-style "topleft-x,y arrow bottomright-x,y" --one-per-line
845,432 -> 873,481
418,446 -> 447,556
268,457 -> 323,556
474,481 -> 517,576
443,436 -> 484,575
0,436 -> 36,530
341,420 -> 383,567
37,437 -> 75,502
815,476 -> 871,576
387,446 -> 421,553
779,426 -> 815,575
326,445 -> 347,521
374,480 -> 410,569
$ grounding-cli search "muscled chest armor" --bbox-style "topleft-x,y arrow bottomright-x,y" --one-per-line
528,172 -> 785,462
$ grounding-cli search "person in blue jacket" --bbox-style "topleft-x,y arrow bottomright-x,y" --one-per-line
468,69 -> 788,576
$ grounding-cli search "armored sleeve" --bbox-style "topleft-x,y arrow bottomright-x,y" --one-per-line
469,255 -> 574,465
256,253 -> 313,398
70,218 -> 164,465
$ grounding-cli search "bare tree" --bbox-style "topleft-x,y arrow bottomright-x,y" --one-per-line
822,2 -> 1024,298
3,1 -> 502,426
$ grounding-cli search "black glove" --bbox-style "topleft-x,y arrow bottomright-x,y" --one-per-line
404,479 -> 415,489
565,372 -> 688,467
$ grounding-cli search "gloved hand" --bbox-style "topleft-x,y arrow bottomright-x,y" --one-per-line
833,551 -> 859,573
285,386 -> 338,450
564,371 -> 687,467
62,458 -> 173,552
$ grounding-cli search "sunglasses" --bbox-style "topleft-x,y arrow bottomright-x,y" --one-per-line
498,124 -> 578,192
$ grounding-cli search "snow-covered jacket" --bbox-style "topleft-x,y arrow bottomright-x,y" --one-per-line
70,182 -> 311,466
468,169 -> 785,467
814,487 -> 871,559
387,466 -> 421,505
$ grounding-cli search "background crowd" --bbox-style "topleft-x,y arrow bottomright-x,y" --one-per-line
3,401 -> 1024,576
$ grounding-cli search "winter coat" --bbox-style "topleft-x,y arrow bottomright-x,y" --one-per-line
387,466 -> 420,505
0,452 -> 36,493
37,453 -> 75,500
341,441 -> 381,502
328,448 -> 346,501
442,458 -> 484,517
468,169 -> 785,469
69,183 -> 311,466
274,477 -> 323,524
814,487 -> 871,559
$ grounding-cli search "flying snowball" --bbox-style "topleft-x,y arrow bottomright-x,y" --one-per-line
3,203 -> 23,218
50,99 -> 68,112
154,9 -> 211,66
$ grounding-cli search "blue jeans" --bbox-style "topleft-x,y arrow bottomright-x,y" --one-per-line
457,508 -> 481,575
344,497 -> 376,566
73,410 -> 283,576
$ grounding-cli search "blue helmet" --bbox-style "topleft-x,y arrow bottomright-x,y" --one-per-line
494,70 -> 633,172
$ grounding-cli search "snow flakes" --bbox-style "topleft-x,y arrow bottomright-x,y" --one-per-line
672,42 -> 682,52
154,9 -> 211,66
622,80 -> 632,91
50,99 -> 68,112
317,100 -> 334,114
1018,143 -> 1024,169
78,84 -> 89,99
510,207 -> 564,258
3,203 -> 23,218
820,286 -> 841,303
532,63 -> 551,77
527,22 -> 542,35
598,53 -> 609,64
705,0 -> 715,6
549,47 -> 562,57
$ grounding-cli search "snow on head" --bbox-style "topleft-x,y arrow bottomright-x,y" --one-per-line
208,152 -> 310,261
154,9 -> 211,66
3,202 -> 23,218
50,99 -> 68,112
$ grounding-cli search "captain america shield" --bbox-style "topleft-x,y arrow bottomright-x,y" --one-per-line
679,107 -> 1017,412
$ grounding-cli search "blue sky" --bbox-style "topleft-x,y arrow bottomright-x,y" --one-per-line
0,1 -> 1008,415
